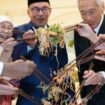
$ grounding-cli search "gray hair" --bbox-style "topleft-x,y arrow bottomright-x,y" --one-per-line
77,0 -> 104,7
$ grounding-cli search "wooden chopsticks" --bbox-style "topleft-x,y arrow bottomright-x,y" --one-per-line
15,36 -> 37,42
64,24 -> 77,32
0,78 -> 36,104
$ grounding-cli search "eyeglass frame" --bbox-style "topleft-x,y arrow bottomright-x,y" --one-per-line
30,6 -> 51,14
80,5 -> 101,17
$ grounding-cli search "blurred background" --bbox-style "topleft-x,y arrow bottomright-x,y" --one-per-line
0,0 -> 82,26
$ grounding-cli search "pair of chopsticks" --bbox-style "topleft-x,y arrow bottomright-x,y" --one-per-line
64,24 -> 77,32
20,56 -> 50,84
13,24 -> 77,35
69,63 -> 94,105
62,38 -> 104,73
15,36 -> 37,42
13,24 -> 77,42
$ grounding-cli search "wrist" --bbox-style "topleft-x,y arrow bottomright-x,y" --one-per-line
90,34 -> 98,43
97,71 -> 105,85
0,44 -> 9,52
2,63 -> 12,78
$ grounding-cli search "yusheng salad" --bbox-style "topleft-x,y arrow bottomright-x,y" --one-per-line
41,65 -> 75,105
35,24 -> 65,56
34,24 -> 76,105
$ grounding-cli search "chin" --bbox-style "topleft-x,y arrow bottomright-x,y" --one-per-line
37,21 -> 46,27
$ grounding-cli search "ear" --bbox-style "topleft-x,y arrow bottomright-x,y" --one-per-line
101,2 -> 105,13
27,9 -> 30,17
49,8 -> 52,16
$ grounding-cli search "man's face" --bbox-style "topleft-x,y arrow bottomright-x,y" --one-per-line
0,21 -> 13,42
79,0 -> 104,28
27,2 -> 51,27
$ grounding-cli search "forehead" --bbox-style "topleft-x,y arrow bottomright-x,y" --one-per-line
0,21 -> 13,27
79,0 -> 98,10
29,2 -> 50,8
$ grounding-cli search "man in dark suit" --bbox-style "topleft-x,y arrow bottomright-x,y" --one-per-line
12,0 -> 69,105
74,0 -> 105,105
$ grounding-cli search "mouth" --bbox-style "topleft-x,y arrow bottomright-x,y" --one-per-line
37,18 -> 45,21
85,21 -> 96,28
37,17 -> 45,20
0,32 -> 9,39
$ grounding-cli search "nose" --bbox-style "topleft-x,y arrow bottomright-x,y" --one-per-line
3,28 -> 9,33
38,10 -> 44,16
83,14 -> 93,23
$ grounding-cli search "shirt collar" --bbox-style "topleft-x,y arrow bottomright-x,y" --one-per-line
29,21 -> 48,31
94,15 -> 104,34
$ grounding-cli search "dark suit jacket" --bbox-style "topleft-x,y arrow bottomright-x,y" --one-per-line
12,21 -> 69,105
74,16 -> 105,105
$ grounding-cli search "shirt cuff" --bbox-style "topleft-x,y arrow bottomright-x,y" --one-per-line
99,71 -> 105,79
0,62 -> 4,76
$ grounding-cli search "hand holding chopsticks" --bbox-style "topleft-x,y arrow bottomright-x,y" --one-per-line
0,77 -> 18,95
0,77 -> 36,103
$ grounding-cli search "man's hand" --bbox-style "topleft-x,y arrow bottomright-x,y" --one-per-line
83,70 -> 102,86
76,23 -> 98,43
95,34 -> 105,51
0,77 -> 18,95
23,30 -> 37,47
2,60 -> 36,79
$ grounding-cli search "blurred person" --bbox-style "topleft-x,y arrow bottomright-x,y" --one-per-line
0,15 -> 36,79
12,0 -> 68,105
74,0 -> 105,105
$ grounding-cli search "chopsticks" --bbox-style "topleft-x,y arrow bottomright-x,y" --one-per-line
15,36 -> 37,42
0,78 -> 36,104
69,63 -> 94,105
13,24 -> 77,35
13,29 -> 35,35
63,38 -> 104,73
20,56 -> 50,84
64,24 -> 77,32
12,24 -> 78,43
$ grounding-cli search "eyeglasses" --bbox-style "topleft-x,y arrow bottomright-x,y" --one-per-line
31,6 -> 51,14
80,9 -> 97,16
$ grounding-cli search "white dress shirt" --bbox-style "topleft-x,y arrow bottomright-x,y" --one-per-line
94,15 -> 104,34
100,71 -> 105,79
